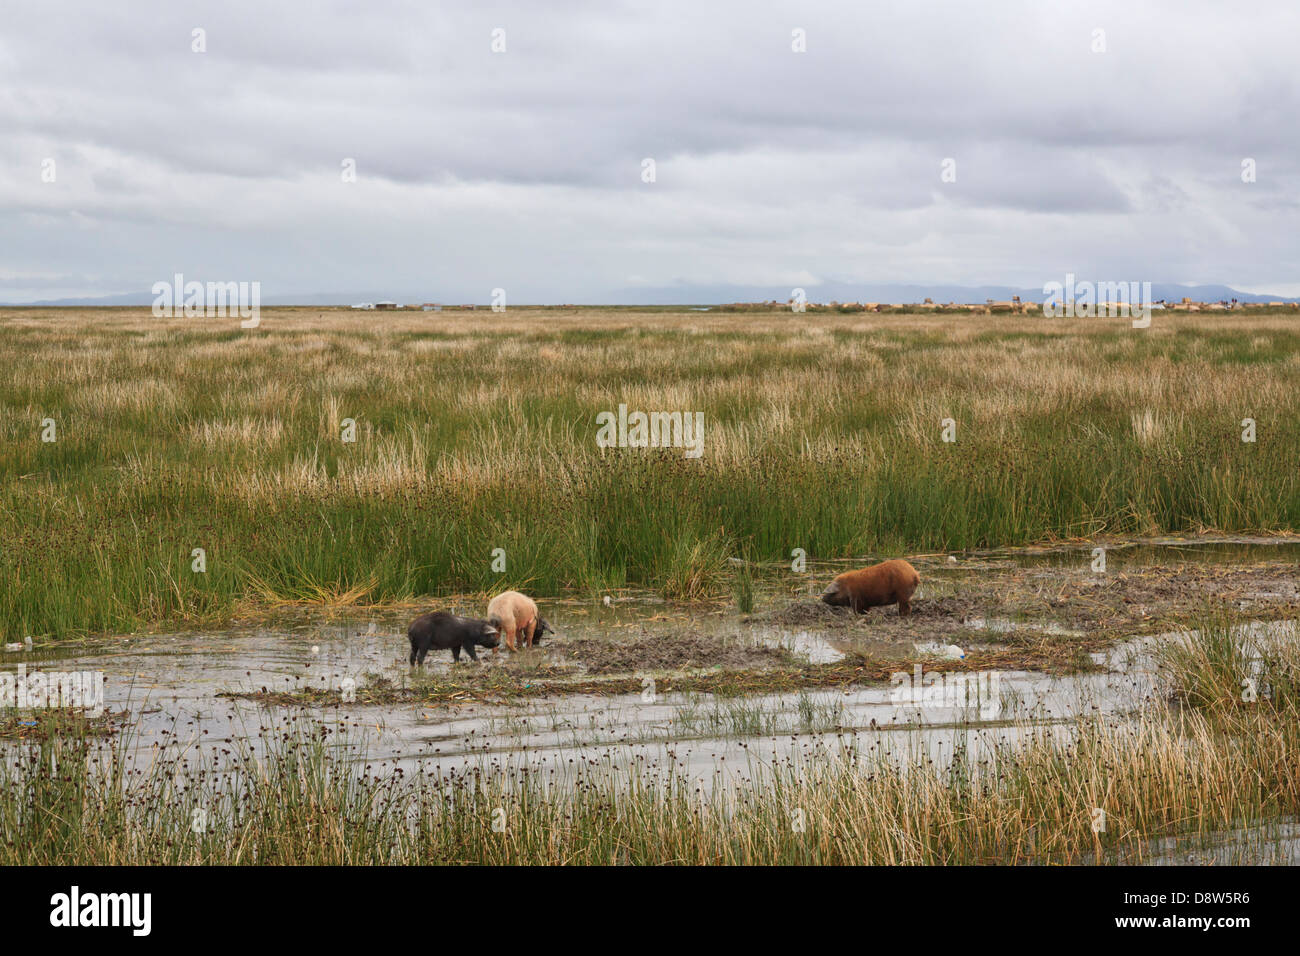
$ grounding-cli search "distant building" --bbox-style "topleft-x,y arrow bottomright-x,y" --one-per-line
374,301 -> 398,310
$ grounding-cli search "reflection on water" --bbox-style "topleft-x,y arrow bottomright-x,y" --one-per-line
4,536 -> 1299,863
1140,820 -> 1300,866
4,612 -> 1298,865
985,536 -> 1300,569
8,615 -> 1274,788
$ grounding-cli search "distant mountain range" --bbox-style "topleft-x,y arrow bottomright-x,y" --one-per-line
4,282 -> 1296,307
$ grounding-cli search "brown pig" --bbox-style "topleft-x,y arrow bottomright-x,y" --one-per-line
820,559 -> 920,616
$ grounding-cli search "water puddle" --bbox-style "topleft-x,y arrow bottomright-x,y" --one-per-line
749,627 -> 848,663
966,535 -> 1300,570
3,536 -> 1297,855
1140,820 -> 1300,866
10,616 -> 1282,789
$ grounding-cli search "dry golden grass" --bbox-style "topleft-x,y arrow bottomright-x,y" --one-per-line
1,306 -> 1297,636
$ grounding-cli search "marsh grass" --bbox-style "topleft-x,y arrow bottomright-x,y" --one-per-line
732,556 -> 756,613
1161,614 -> 1300,717
658,531 -> 732,601
3,308 -> 1299,639
4,672 -> 1298,865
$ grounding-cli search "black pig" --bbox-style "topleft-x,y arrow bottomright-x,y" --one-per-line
531,617 -> 555,645
408,611 -> 500,665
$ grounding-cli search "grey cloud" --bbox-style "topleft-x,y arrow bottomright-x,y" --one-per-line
1,0 -> 1297,301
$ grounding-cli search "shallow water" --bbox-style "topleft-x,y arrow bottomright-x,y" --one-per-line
971,535 -> 1300,570
1141,820 -> 1300,866
7,611 -> 1270,788
6,589 -> 1299,864
2,538 -> 1296,807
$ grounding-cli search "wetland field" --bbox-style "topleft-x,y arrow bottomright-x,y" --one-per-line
3,306 -> 1300,865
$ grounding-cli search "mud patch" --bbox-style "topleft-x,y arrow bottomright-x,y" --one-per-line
756,561 -> 1300,646
558,631 -> 792,674
759,601 -> 857,627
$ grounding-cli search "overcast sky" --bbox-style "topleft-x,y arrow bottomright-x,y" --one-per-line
2,0 -> 1298,303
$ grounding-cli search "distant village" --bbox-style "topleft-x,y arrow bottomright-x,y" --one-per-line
721,296 -> 1299,314
351,301 -> 469,311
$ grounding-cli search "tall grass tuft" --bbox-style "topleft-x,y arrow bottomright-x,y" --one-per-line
658,530 -> 732,601
1161,613 -> 1300,718
733,560 -> 755,613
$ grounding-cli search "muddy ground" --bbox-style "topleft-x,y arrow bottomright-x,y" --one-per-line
765,558 -> 1300,639
224,544 -> 1300,708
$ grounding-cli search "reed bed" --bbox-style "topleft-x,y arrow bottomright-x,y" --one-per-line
2,307 -> 1298,639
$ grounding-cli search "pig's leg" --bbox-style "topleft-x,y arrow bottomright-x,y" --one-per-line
522,618 -> 536,649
